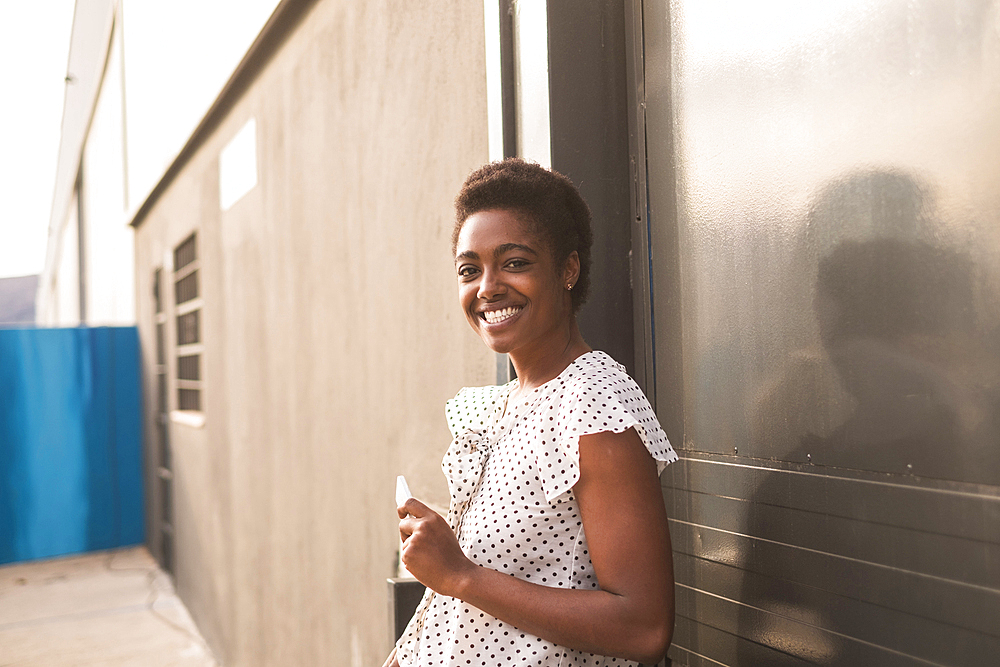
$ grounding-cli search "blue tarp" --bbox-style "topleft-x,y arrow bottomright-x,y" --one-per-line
0,327 -> 144,565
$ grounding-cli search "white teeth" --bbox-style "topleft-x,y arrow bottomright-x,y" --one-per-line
483,306 -> 520,324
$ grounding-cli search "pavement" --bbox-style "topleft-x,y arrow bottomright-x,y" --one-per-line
0,547 -> 218,667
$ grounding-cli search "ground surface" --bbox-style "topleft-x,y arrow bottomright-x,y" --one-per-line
0,547 -> 217,667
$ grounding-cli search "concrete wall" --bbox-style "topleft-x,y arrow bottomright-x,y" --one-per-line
37,0 -> 113,326
40,0 -> 283,327
79,25 -> 133,325
133,1 -> 492,664
37,11 -> 134,327
44,198 -> 80,326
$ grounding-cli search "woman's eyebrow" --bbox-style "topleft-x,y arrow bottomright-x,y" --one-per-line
494,243 -> 538,258
456,244 -> 538,262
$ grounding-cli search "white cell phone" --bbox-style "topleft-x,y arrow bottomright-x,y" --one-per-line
396,475 -> 412,507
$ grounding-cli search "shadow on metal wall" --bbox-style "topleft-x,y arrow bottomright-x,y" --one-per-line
734,169 -> 1000,665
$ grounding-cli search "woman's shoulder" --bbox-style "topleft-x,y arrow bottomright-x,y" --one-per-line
536,350 -> 662,433
555,350 -> 641,397
533,350 -> 678,501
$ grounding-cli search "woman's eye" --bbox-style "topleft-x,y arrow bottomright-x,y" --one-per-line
506,259 -> 529,269
458,265 -> 479,278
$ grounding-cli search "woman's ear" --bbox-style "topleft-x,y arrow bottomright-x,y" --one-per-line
563,251 -> 581,288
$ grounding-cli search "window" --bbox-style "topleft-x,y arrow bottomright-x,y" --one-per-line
173,234 -> 202,412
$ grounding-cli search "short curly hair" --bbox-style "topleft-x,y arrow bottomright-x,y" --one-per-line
453,159 -> 593,311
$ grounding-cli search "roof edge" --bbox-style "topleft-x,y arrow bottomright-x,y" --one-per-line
129,0 -> 321,229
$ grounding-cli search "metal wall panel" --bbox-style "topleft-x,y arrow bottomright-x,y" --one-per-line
640,0 -> 1000,663
0,327 -> 144,564
547,1 -> 636,374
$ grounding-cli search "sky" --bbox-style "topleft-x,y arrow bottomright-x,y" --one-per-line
0,1 -> 278,283
0,1 -> 76,279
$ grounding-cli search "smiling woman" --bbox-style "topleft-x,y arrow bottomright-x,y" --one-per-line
455,209 -> 574,360
387,159 -> 678,667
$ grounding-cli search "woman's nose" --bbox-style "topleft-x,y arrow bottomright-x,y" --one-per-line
477,268 -> 505,299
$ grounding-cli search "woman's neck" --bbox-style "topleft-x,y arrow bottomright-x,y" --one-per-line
509,319 -> 591,394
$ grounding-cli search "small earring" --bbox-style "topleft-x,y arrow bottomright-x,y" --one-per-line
566,283 -> 573,291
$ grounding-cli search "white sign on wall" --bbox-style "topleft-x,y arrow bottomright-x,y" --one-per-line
219,117 -> 258,212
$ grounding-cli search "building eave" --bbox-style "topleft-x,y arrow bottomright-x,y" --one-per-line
129,0 -> 320,230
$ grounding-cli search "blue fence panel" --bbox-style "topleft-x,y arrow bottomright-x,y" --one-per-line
0,327 -> 144,565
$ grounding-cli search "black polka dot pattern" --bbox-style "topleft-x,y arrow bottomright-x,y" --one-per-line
395,351 -> 677,666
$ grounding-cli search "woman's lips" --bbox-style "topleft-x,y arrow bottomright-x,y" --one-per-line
481,305 -> 523,325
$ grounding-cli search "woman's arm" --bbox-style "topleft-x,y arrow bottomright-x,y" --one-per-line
398,426 -> 675,664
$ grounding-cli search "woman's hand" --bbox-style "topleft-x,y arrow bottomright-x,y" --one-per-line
398,498 -> 477,597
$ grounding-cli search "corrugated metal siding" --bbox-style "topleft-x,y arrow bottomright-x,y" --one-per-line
663,455 -> 1000,664
638,1 -> 1000,663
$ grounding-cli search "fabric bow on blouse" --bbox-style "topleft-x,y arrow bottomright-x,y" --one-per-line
397,425 -> 495,659
441,428 -> 490,531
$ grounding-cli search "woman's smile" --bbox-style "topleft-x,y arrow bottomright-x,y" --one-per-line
481,305 -> 523,325
455,209 -> 576,359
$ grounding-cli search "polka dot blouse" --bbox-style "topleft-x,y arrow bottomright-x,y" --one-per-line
395,350 -> 677,666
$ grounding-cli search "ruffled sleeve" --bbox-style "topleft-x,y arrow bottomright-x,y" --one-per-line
533,356 -> 677,503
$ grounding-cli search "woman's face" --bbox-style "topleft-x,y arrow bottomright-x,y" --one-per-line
455,209 -> 577,357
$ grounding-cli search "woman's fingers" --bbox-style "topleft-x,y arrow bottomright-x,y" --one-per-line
395,502 -> 474,597
397,503 -> 438,545
398,513 -> 421,542
398,498 -> 435,542
397,497 -> 431,519
396,498 -> 437,545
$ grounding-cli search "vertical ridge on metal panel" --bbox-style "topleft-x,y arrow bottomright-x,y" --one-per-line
624,0 -> 657,399
114,327 -> 145,545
